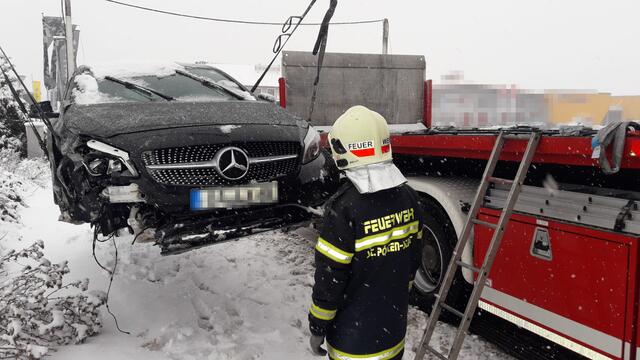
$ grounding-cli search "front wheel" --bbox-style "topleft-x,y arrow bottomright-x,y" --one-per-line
410,196 -> 471,323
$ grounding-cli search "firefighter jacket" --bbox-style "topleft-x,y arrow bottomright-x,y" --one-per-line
309,182 -> 425,360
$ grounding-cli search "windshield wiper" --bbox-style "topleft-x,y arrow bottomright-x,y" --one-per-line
104,76 -> 174,101
175,69 -> 246,101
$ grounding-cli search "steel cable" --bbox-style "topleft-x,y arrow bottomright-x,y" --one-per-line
104,0 -> 382,26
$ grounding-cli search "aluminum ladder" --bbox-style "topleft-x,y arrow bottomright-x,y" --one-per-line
413,130 -> 542,360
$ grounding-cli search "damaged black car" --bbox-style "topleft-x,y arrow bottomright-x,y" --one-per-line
47,62 -> 335,254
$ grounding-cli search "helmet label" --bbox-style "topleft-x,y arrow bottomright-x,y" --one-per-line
382,138 -> 391,154
348,140 -> 375,157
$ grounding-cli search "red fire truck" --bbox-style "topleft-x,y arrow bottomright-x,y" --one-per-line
393,126 -> 640,360
279,51 -> 640,360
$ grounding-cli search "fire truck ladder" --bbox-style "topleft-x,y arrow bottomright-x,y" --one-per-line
414,130 -> 542,360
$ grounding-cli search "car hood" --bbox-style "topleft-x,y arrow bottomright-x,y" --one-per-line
63,101 -> 305,138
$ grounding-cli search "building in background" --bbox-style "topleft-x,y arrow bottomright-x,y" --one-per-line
546,92 -> 640,126
432,81 -> 547,127
196,65 -> 640,127
432,72 -> 640,128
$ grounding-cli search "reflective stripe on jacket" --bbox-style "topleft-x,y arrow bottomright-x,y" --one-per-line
328,338 -> 405,360
308,182 -> 425,358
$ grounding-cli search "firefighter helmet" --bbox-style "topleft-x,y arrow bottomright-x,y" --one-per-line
328,105 -> 392,170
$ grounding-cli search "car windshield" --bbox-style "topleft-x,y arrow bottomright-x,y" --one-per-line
71,66 -> 255,104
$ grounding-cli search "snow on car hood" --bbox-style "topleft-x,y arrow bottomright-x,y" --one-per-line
63,101 -> 304,138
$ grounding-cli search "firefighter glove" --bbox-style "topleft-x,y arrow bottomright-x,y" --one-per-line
310,334 -> 327,356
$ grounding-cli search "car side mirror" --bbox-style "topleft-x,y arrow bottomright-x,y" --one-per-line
257,93 -> 277,103
29,101 -> 59,119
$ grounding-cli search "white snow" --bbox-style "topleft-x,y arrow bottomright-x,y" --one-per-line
2,172 -> 512,359
87,62 -> 180,79
38,310 -> 65,335
174,95 -> 224,103
8,318 -> 22,343
216,80 -> 256,101
26,344 -> 48,359
219,125 -> 239,134
72,74 -> 108,105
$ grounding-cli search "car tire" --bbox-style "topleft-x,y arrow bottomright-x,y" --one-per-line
410,195 -> 471,324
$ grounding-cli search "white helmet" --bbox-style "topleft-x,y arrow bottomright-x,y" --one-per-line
328,105 -> 392,170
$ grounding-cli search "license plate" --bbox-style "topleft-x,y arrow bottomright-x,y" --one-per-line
190,182 -> 278,210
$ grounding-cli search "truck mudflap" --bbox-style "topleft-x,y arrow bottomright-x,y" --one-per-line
155,204 -> 313,255
474,208 -> 640,360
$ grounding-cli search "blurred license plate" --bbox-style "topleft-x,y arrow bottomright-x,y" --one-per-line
190,182 -> 278,210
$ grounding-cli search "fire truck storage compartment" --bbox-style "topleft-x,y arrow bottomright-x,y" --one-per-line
473,185 -> 640,360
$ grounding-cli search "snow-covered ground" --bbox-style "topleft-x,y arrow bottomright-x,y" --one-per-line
2,178 -> 512,359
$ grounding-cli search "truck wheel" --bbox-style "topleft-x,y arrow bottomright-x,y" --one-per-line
410,196 -> 471,323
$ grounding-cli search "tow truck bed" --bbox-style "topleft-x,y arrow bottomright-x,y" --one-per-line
391,128 -> 640,170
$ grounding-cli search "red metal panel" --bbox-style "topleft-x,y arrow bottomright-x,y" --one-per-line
630,236 -> 639,360
423,80 -> 432,128
391,134 -> 640,169
278,77 -> 287,109
474,209 -> 639,359
633,235 -> 640,360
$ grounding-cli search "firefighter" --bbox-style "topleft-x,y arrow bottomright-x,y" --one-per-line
308,105 -> 425,360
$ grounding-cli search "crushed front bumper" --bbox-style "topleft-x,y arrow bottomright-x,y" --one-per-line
155,204 -> 313,255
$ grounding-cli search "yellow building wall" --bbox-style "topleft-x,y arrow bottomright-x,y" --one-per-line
546,93 -> 640,125
611,96 -> 640,120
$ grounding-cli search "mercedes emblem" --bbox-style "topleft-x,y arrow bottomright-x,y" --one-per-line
214,147 -> 250,180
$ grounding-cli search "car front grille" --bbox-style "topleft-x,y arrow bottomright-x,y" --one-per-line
142,142 -> 301,186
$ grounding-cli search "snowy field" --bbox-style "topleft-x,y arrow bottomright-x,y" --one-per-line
2,174 -> 512,359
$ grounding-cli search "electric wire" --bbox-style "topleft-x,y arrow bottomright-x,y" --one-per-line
92,226 -> 130,335
104,0 -> 383,26
131,227 -> 152,245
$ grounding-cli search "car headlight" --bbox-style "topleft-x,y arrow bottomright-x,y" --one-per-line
84,158 -> 129,176
85,140 -> 139,177
302,126 -> 321,164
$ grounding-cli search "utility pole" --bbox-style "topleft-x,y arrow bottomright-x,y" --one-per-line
64,0 -> 76,80
382,18 -> 389,54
